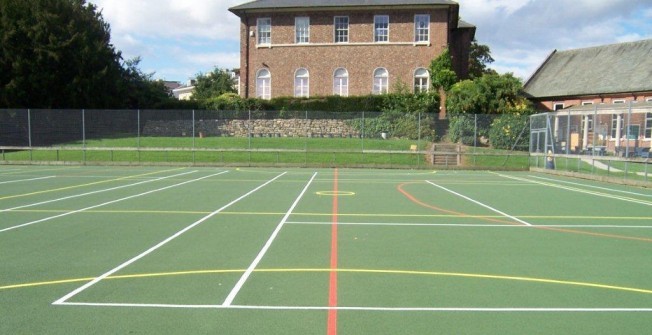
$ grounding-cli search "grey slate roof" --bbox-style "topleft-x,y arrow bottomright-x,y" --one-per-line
230,0 -> 457,13
524,39 -> 652,99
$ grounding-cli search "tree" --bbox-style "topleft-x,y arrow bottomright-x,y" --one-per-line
121,57 -> 171,109
429,47 -> 458,118
447,73 -> 528,116
429,48 -> 458,92
0,0 -> 126,108
468,39 -> 496,79
192,67 -> 236,104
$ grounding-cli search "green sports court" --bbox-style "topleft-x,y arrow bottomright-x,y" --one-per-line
1,165 -> 651,334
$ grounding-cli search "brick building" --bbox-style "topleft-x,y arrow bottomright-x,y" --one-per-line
228,0 -> 475,99
524,39 -> 652,111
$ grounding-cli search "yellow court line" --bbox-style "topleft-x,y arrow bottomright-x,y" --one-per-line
0,167 -> 187,201
2,268 -> 651,296
0,166 -> 81,176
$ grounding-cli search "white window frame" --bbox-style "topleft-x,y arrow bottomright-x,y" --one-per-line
374,15 -> 389,43
611,114 -> 623,139
646,97 -> 652,102
581,101 -> 593,106
645,113 -> 652,139
333,68 -> 349,97
613,99 -> 626,104
414,68 -> 430,93
581,115 -> 593,131
256,69 -> 271,100
373,68 -> 389,95
294,68 -> 309,98
553,103 -> 564,111
334,16 -> 349,43
257,18 -> 271,45
414,14 -> 430,43
295,17 -> 310,44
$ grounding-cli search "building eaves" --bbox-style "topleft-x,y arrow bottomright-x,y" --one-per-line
230,0 -> 458,14
524,39 -> 652,99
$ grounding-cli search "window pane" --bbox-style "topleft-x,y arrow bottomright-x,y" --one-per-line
257,18 -> 271,45
373,68 -> 388,95
414,68 -> 429,93
335,16 -> 349,43
295,17 -> 310,44
415,15 -> 429,42
333,68 -> 348,96
257,69 -> 271,100
294,69 -> 309,98
374,15 -> 389,42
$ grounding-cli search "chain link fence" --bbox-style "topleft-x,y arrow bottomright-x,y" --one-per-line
1,109 -> 530,169
530,102 -> 652,183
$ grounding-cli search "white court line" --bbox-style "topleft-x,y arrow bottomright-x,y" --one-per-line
530,175 -> 652,198
53,172 -> 286,306
0,176 -> 55,185
54,301 -> 652,313
223,172 -> 318,307
426,181 -> 532,226
286,221 -> 652,229
496,173 -> 652,207
0,171 -> 226,234
0,170 -> 197,213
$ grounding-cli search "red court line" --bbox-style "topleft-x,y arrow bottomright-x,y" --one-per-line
327,169 -> 339,335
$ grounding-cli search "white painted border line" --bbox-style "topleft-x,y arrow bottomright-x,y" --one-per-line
426,181 -> 532,226
55,301 -> 652,313
496,173 -> 652,207
53,172 -> 286,306
529,175 -> 652,198
0,171 -> 224,234
223,172 -> 318,306
1,170 -> 198,213
286,221 -> 652,229
0,176 -> 55,185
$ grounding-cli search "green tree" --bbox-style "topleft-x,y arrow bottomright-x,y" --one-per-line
447,73 -> 528,116
121,57 -> 171,109
429,48 -> 458,92
468,39 -> 496,79
0,0 -> 125,108
192,67 -> 236,104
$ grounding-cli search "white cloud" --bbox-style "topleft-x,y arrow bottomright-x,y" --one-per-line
91,0 -> 243,40
88,0 -> 651,81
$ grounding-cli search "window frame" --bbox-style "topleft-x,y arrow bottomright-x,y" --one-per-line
295,17 -> 310,44
372,68 -> 389,95
645,113 -> 652,139
414,14 -> 430,43
413,68 -> 430,93
257,18 -> 272,45
611,114 -> 623,139
333,68 -> 349,97
294,68 -> 309,98
256,68 -> 271,100
334,16 -> 349,43
374,15 -> 389,43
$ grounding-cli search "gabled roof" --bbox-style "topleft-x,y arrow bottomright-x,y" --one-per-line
230,0 -> 458,14
524,39 -> 652,99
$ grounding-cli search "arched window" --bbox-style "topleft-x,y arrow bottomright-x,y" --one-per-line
294,68 -> 309,98
373,68 -> 389,95
414,68 -> 429,93
333,68 -> 349,97
256,69 -> 271,100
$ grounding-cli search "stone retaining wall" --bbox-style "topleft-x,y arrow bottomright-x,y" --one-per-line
142,119 -> 361,138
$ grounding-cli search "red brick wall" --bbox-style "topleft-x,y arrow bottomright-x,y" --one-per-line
535,93 -> 652,111
238,9 -> 454,98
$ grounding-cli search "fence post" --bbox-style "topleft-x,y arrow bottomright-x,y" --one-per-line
192,109 -> 196,164
137,109 -> 141,163
82,109 -> 86,164
27,109 -> 33,161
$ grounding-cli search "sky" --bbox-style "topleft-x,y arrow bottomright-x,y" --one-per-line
88,0 -> 652,83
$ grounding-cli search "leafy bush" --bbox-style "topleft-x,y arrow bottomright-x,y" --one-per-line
488,114 -> 530,150
448,115 -> 476,145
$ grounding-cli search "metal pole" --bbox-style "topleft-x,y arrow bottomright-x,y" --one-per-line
248,109 -> 252,150
82,109 -> 86,163
27,109 -> 32,147
192,109 -> 196,164
418,112 -> 421,168
137,109 -> 141,162
474,114 -> 477,166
